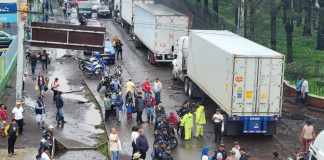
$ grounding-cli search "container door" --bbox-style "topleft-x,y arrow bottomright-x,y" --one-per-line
232,58 -> 258,115
268,58 -> 283,114
256,58 -> 283,115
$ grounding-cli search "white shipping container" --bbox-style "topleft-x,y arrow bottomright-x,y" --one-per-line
134,3 -> 189,61
187,30 -> 284,117
121,0 -> 153,26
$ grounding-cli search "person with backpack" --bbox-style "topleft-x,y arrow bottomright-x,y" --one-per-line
7,119 -> 18,157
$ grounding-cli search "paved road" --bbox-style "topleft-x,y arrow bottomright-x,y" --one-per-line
85,18 -> 293,160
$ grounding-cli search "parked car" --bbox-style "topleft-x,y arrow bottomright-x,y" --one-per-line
0,31 -> 12,48
98,5 -> 111,18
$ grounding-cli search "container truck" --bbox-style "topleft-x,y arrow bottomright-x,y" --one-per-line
133,3 -> 189,63
172,30 -> 285,135
120,0 -> 153,30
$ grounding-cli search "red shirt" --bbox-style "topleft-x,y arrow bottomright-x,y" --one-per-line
0,109 -> 8,121
142,81 -> 152,93
167,112 -> 179,126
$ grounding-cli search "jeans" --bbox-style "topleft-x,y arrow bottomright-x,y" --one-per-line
8,135 -> 17,154
214,123 -> 222,144
16,119 -> 24,135
111,151 -> 120,160
136,110 -> 143,123
154,91 -> 161,103
41,60 -> 47,71
146,107 -> 154,123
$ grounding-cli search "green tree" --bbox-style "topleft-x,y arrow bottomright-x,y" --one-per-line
284,0 -> 294,63
270,0 -> 282,50
317,0 -> 324,50
303,0 -> 313,36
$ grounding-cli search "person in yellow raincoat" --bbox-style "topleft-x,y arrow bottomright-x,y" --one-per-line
195,104 -> 206,137
180,112 -> 193,140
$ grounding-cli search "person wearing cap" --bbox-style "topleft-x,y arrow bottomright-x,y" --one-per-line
212,110 -> 224,144
195,103 -> 206,137
212,144 -> 227,160
12,101 -> 24,135
6,119 -> 18,157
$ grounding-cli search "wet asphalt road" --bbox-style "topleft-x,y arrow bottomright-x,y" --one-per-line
94,19 -> 291,159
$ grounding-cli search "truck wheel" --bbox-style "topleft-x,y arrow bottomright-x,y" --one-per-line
188,81 -> 193,98
184,78 -> 189,95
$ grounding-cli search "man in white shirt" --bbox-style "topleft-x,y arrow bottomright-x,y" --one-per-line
231,141 -> 241,160
12,101 -> 24,135
153,78 -> 162,104
212,110 -> 224,144
301,77 -> 309,105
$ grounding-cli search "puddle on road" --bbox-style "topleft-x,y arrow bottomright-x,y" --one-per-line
56,150 -> 106,160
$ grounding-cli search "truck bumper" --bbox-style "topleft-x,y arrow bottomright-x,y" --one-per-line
226,116 -> 279,135
154,54 -> 176,63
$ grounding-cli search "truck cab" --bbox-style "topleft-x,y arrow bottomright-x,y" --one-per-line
172,36 -> 189,81
308,130 -> 324,160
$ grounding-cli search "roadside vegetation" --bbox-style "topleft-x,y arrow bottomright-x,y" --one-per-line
183,0 -> 324,96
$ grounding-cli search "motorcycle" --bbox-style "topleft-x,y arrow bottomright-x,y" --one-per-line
78,57 -> 99,71
82,60 -> 104,78
154,116 -> 178,150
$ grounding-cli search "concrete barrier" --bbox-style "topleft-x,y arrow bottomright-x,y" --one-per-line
284,81 -> 324,110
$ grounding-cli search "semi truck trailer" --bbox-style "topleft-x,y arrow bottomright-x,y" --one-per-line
172,30 -> 285,135
120,0 -> 153,31
133,3 -> 189,63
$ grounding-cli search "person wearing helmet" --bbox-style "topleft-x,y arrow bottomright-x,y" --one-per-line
195,104 -> 206,137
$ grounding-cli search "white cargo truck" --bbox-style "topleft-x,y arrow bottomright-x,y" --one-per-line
120,0 -> 153,29
172,30 -> 285,135
134,3 -> 189,63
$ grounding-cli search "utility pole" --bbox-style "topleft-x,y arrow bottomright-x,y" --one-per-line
16,0 -> 25,100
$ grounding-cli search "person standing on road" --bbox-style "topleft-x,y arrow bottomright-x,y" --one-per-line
135,92 -> 145,124
180,111 -> 193,140
104,93 -> 112,122
212,110 -> 224,144
37,74 -> 46,95
301,77 -> 309,105
300,120 -> 316,152
35,96 -> 46,129
55,91 -> 65,127
116,92 -> 124,124
30,53 -> 38,80
239,148 -> 248,160
295,77 -> 303,103
135,128 -> 149,159
51,78 -> 60,102
153,78 -> 162,104
142,79 -> 152,101
125,91 -> 135,121
115,40 -> 123,60
11,101 -> 24,135
126,79 -> 136,94
145,94 -> 156,124
40,50 -> 49,72
201,146 -> 210,160
0,104 -> 8,136
7,119 -> 18,157
109,128 -> 122,160
131,126 -> 139,158
195,104 -> 206,137
212,144 -> 227,160
231,141 -> 241,160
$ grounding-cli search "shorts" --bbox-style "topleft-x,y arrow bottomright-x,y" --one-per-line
36,114 -> 45,122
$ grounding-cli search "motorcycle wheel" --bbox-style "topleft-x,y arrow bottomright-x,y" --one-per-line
169,136 -> 178,150
79,63 -> 85,71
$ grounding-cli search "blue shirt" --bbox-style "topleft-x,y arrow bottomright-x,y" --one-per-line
296,79 -> 303,92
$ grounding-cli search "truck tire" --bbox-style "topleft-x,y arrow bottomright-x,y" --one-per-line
184,78 -> 189,95
188,81 -> 194,98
